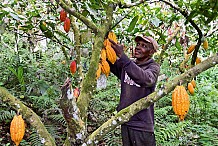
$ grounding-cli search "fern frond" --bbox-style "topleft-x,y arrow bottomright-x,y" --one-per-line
47,114 -> 66,126
0,110 -> 16,122
45,124 -> 63,141
155,121 -> 190,143
155,106 -> 172,117
28,129 -> 43,146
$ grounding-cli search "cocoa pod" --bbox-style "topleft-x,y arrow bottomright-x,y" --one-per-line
108,31 -> 118,44
105,45 -> 117,64
60,9 -> 67,22
64,17 -> 70,33
187,44 -> 196,54
196,57 -> 201,65
103,39 -> 111,47
70,60 -> 77,75
188,83 -> 194,95
190,80 -> 196,88
100,49 -> 107,61
73,87 -> 80,101
101,60 -> 110,77
203,40 -> 208,50
96,63 -> 102,80
10,115 -> 25,146
172,85 -> 190,121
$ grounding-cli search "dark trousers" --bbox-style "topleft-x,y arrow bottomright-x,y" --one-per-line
121,125 -> 156,146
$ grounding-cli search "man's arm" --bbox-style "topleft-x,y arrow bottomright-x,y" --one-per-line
124,62 -> 160,87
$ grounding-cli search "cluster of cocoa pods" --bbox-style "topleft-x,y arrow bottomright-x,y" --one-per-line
186,39 -> 208,65
172,79 -> 197,121
60,9 -> 70,33
96,32 -> 118,79
187,79 -> 196,95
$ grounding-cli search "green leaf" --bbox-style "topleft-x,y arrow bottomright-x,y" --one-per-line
81,10 -> 89,17
175,39 -> 182,51
185,10 -> 197,24
39,21 -> 48,32
44,29 -> 54,38
17,66 -> 24,81
127,15 -> 139,32
54,30 -> 71,41
8,67 -> 18,77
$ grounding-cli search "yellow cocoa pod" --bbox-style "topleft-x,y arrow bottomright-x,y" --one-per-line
108,31 -> 118,44
188,83 -> 195,95
172,85 -> 190,121
10,115 -> 25,146
196,57 -> 201,65
96,63 -> 102,80
106,45 -> 117,64
101,60 -> 110,77
190,80 -> 196,88
103,39 -> 111,47
203,40 -> 208,50
187,44 -> 196,54
101,48 -> 107,60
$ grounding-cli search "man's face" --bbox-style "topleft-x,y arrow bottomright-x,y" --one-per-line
134,40 -> 154,61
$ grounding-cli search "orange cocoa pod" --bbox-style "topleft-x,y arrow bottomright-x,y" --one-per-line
96,63 -> 102,79
108,31 -> 118,44
190,80 -> 196,88
101,60 -> 110,77
103,39 -> 111,47
10,115 -> 25,146
202,40 -> 208,50
101,48 -> 107,60
188,83 -> 195,95
73,87 -> 80,101
64,17 -> 70,33
60,9 -> 67,22
105,45 -> 117,64
196,57 -> 201,65
187,44 -> 196,54
70,60 -> 77,75
172,85 -> 190,121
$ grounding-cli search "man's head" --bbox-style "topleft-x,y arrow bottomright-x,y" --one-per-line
134,35 -> 158,62
135,35 -> 158,52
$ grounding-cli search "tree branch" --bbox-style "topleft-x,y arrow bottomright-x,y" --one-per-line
0,87 -> 56,146
60,78 -> 85,146
83,53 -> 218,145
55,0 -> 99,34
77,4 -> 114,121
70,16 -> 84,81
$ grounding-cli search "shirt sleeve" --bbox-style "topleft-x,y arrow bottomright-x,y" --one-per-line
108,54 -> 131,79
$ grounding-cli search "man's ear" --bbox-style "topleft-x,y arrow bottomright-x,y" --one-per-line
149,49 -> 155,56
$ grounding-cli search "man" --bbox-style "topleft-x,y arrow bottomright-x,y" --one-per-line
109,35 -> 160,146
